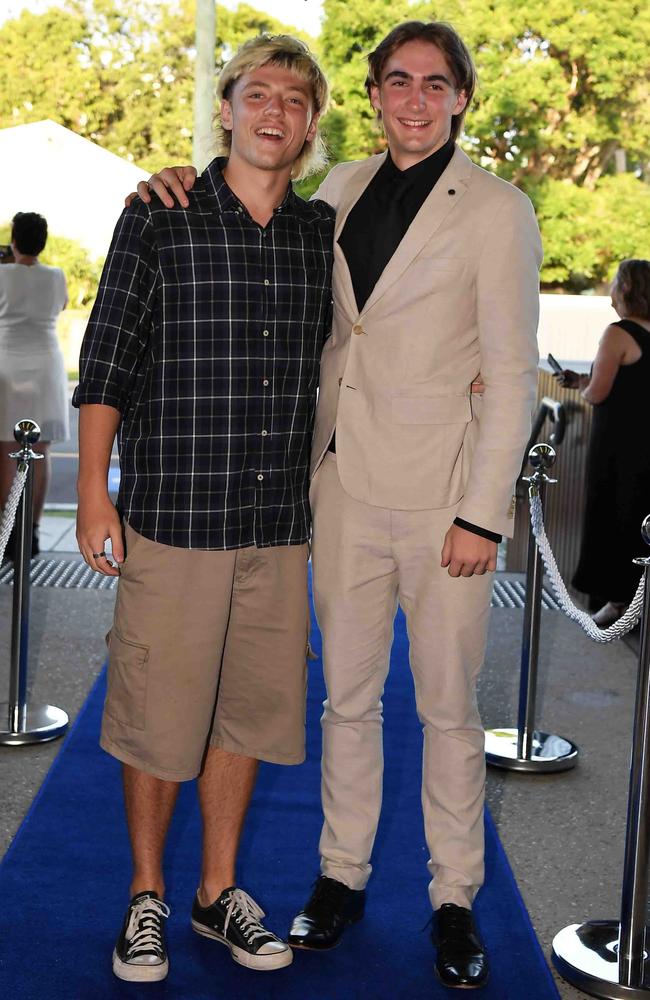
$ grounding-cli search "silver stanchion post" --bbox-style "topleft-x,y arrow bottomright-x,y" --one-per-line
552,515 -> 650,998
0,420 -> 69,745
484,443 -> 579,772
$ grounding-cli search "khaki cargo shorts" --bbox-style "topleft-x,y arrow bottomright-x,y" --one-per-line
100,523 -> 311,781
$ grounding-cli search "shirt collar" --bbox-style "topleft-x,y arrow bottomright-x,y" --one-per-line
201,157 -> 320,224
383,136 -> 455,183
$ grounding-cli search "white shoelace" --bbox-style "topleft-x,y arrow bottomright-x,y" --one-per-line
125,896 -> 170,958
223,889 -> 273,944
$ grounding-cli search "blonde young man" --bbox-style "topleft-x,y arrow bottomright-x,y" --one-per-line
75,35 -> 334,982
141,20 -> 542,990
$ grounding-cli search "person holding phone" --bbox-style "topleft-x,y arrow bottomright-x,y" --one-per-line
552,259 -> 650,625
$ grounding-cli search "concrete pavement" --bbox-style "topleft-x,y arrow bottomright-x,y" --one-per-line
38,512 -> 81,556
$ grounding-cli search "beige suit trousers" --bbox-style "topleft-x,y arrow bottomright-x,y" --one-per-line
311,453 -> 492,909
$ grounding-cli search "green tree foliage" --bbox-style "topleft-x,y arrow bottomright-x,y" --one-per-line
0,7 -> 110,138
411,0 -> 650,188
0,0 -> 312,172
533,175 -> 650,289
319,0 -> 650,288
1,0 -> 649,292
0,223 -> 103,307
319,0 -> 413,164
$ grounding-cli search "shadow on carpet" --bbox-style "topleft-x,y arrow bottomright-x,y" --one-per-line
0,607 -> 558,999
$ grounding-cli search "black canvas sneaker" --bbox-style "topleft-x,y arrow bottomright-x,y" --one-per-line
191,887 -> 292,971
112,891 -> 170,982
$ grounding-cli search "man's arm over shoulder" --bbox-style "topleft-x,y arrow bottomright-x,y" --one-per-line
456,182 -> 542,537
73,200 -> 159,414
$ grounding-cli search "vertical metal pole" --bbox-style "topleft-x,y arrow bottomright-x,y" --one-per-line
485,442 -> 577,773
516,477 -> 546,760
552,524 -> 650,997
619,561 -> 650,987
7,458 -> 34,735
0,420 -> 68,747
193,0 -> 216,172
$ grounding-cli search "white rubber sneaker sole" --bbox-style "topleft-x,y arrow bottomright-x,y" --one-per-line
191,919 -> 293,970
112,949 -> 169,982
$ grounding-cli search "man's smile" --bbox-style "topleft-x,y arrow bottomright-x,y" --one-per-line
397,118 -> 432,129
255,126 -> 285,139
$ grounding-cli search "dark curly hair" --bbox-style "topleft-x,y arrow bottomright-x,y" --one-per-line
11,212 -> 48,257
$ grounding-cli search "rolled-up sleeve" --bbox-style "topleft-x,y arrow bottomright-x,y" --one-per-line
73,201 -> 158,413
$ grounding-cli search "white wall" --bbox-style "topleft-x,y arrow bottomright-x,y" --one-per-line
538,293 -> 617,365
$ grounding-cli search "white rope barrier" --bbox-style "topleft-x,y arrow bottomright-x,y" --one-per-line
0,466 -> 28,566
529,490 -> 644,642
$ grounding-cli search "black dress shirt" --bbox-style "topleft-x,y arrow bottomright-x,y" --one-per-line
339,137 -> 455,313
74,158 -> 335,550
335,140 -> 501,544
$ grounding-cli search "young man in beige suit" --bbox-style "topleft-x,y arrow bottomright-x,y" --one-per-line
138,19 -> 542,990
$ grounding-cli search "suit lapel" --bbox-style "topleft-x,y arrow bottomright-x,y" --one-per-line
361,147 -> 473,317
332,154 -> 387,318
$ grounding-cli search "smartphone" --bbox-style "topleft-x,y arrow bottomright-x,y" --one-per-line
547,353 -> 564,377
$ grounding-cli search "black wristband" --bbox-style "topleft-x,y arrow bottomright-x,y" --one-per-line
453,517 -> 502,544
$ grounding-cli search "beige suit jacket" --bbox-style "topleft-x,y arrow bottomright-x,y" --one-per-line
310,146 -> 542,538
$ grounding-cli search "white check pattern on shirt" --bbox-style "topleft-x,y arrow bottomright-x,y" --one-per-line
74,158 -> 335,550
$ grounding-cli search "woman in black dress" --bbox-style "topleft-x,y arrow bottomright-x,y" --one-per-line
557,259 -> 650,626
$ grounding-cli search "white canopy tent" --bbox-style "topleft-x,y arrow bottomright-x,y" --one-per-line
0,119 -> 148,259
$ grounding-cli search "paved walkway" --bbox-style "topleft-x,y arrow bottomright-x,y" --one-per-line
39,512 -> 79,555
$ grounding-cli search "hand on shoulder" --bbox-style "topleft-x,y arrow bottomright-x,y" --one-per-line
125,165 -> 198,209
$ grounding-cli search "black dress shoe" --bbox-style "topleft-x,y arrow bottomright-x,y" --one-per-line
433,903 -> 489,989
288,876 -> 365,950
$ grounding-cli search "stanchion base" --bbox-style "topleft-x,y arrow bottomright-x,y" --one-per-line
553,921 -> 650,998
484,727 -> 578,772
0,703 -> 69,745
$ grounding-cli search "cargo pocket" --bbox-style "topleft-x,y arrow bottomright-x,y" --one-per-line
104,630 -> 150,731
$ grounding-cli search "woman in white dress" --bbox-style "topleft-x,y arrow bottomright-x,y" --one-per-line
0,212 -> 69,556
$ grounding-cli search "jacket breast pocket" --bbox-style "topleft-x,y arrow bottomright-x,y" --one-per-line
391,394 -> 471,425
410,256 -> 466,284
105,630 -> 150,731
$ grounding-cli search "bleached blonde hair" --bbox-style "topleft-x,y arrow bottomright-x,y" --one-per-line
215,34 -> 329,181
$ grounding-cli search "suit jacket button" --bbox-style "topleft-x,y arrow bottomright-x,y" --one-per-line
352,323 -> 364,335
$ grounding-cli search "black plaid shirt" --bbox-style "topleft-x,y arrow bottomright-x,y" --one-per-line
73,158 -> 335,549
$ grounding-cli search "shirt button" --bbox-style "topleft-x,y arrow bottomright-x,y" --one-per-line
257,474 -> 264,481
353,323 -> 364,335
261,430 -> 268,437
264,279 -> 270,286
262,379 -> 269,386
262,329 -> 270,337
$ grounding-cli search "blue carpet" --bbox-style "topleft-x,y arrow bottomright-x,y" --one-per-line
0,605 -> 559,999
